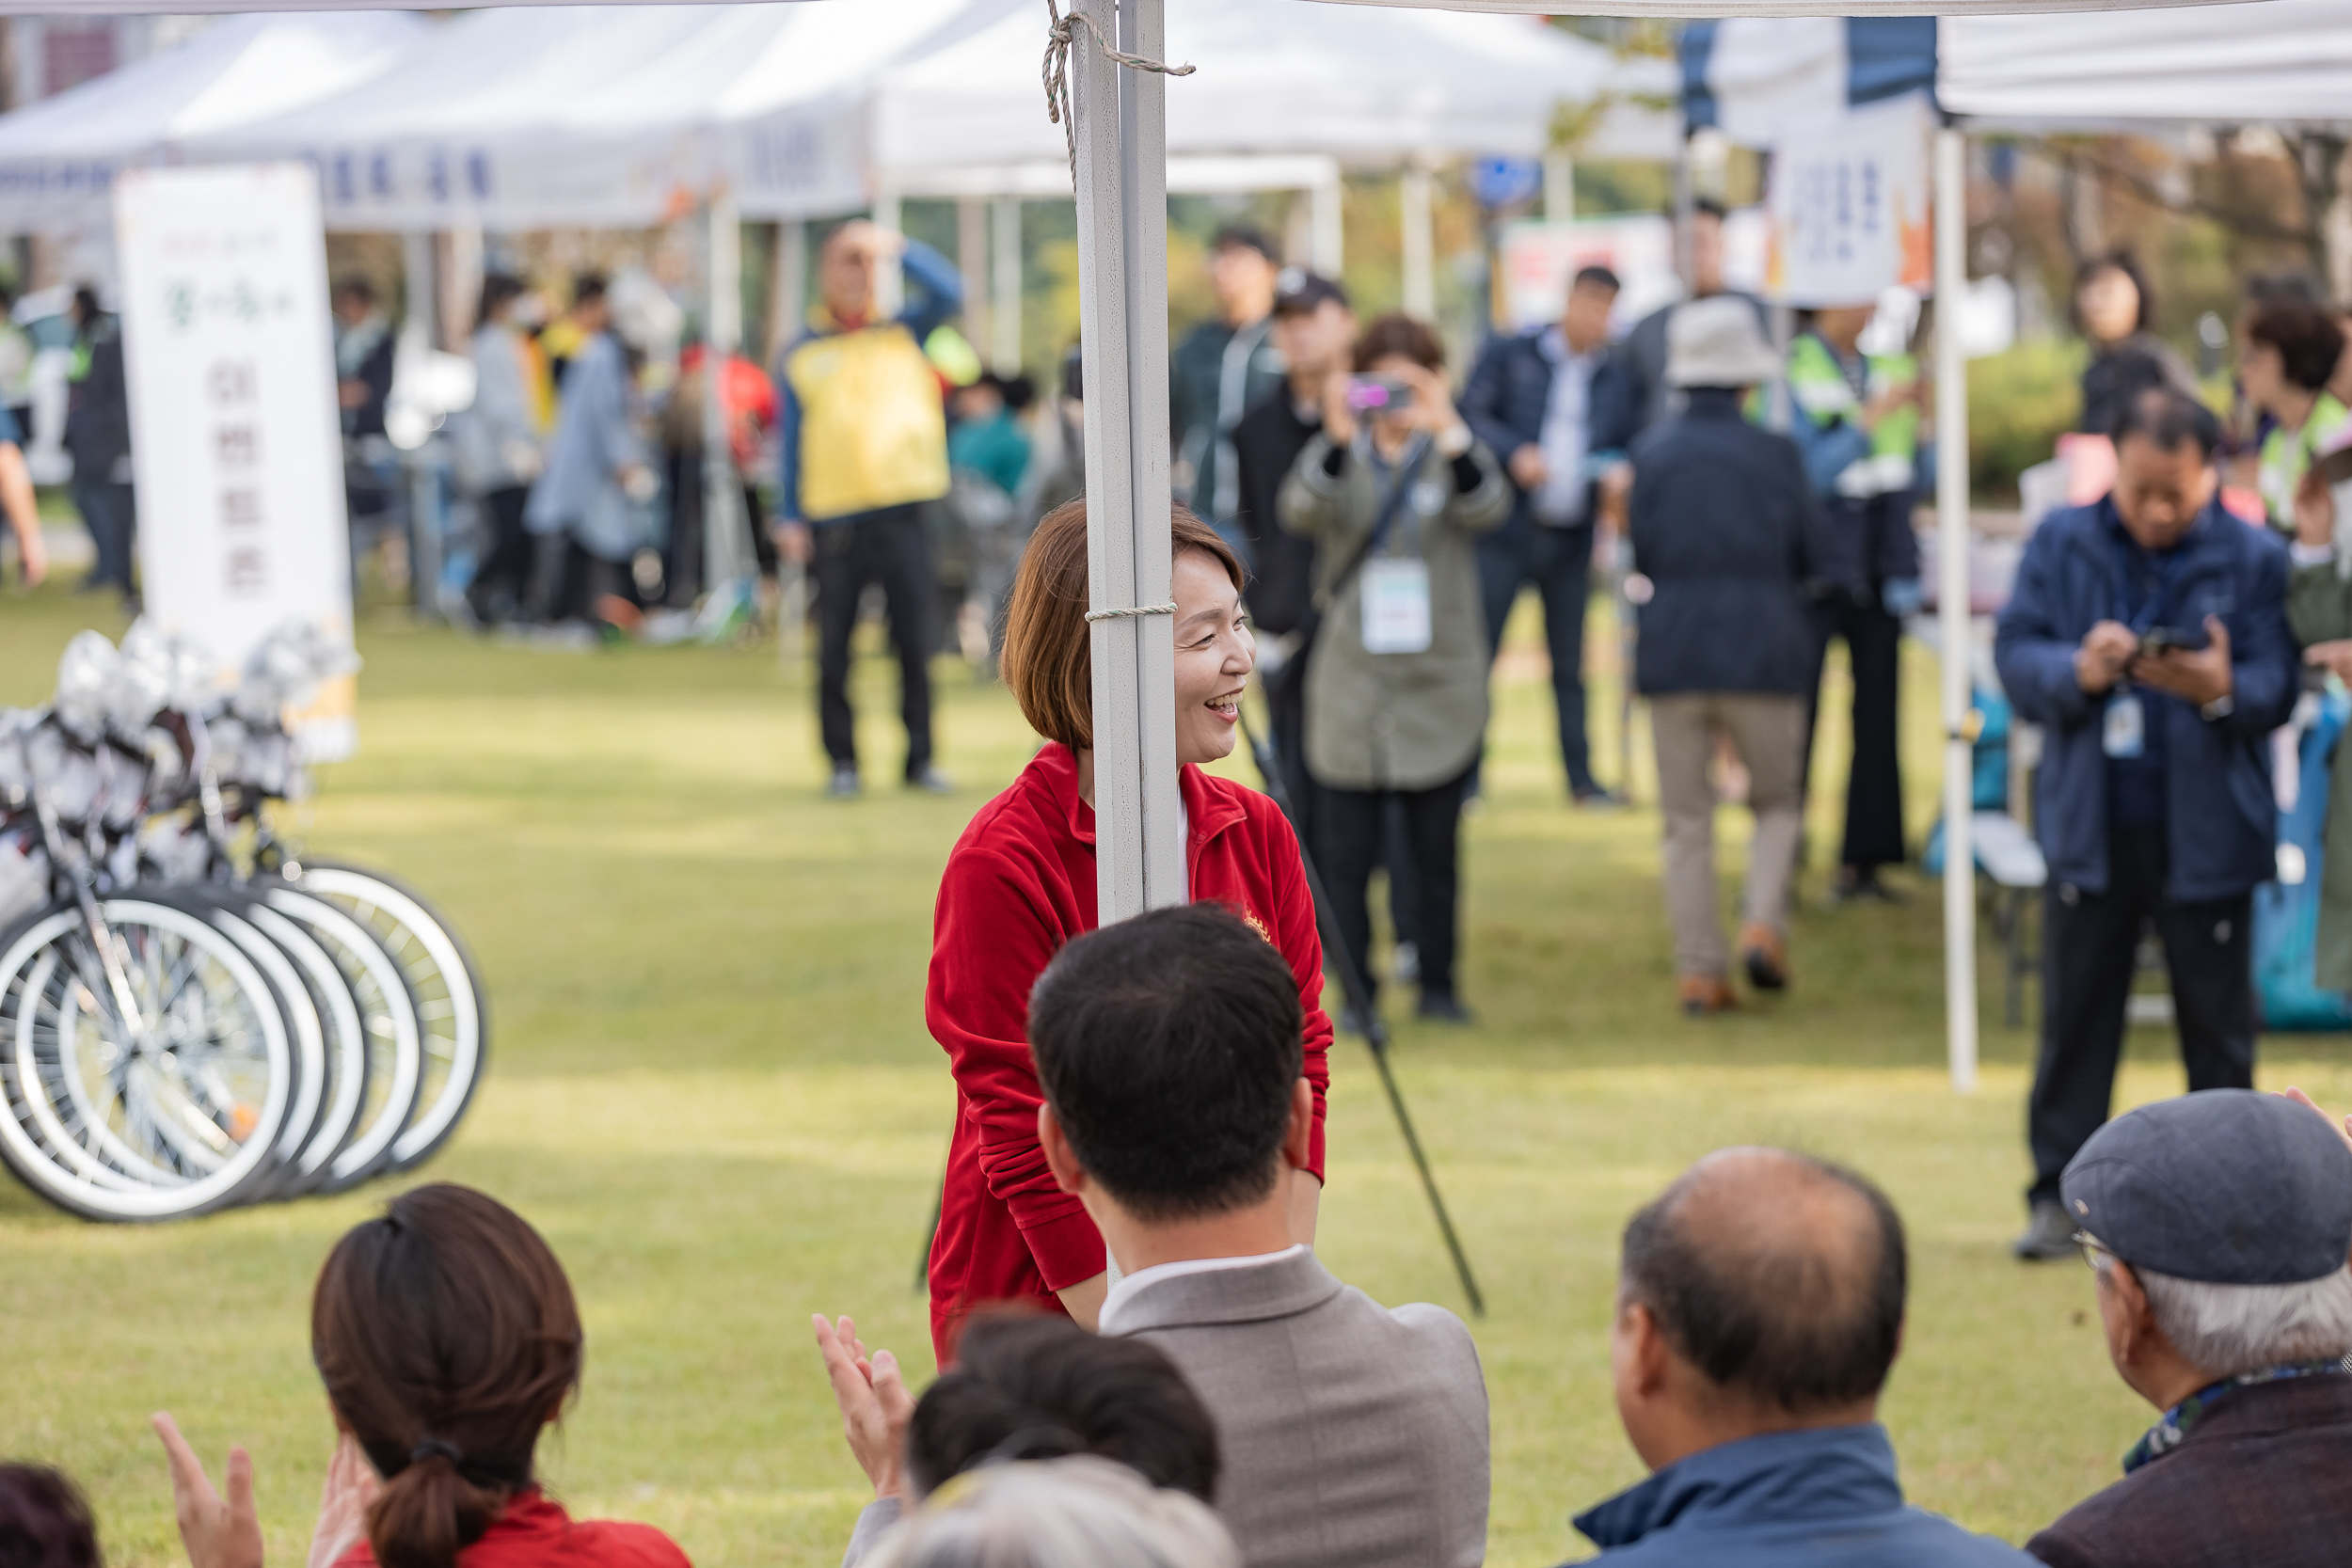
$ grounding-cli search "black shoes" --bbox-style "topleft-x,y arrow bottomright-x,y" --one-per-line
1417,992 -> 1475,1025
2013,1200 -> 2078,1261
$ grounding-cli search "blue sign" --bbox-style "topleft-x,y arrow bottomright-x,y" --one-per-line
1471,156 -> 1542,212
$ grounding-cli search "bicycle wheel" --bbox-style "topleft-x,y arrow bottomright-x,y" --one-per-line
0,898 -> 293,1220
241,899 -> 370,1191
173,892 -> 326,1202
289,863 -> 485,1172
258,885 -> 421,1194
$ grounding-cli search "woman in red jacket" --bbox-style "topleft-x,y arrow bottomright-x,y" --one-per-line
927,499 -> 1333,1359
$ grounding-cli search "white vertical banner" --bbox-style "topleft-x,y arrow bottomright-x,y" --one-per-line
115,163 -> 357,757
1764,95 -> 1932,308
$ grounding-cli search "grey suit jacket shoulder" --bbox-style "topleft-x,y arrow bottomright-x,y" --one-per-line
1113,1250 -> 1489,1568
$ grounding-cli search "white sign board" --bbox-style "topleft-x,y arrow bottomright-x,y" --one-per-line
115,163 -> 356,756
1496,209 -> 1770,334
1764,95 -> 1931,308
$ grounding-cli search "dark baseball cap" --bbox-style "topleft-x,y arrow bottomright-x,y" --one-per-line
2062,1089 -> 2352,1286
1273,267 -> 1349,318
1210,224 -> 1279,263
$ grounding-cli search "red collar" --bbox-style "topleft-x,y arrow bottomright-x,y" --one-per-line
1034,742 -> 1246,858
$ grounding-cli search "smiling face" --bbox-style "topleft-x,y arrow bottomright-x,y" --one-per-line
1170,547 -> 1255,768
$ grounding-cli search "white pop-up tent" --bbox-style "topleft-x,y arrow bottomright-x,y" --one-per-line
0,9 -> 426,233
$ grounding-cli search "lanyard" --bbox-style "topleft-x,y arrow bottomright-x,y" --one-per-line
2110,526 -> 2186,636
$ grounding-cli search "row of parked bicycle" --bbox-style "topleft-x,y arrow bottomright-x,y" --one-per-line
0,623 -> 485,1221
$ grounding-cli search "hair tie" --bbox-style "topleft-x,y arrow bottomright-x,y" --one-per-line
410,1438 -> 463,1467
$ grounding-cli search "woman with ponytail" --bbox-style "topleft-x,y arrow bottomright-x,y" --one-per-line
153,1184 -> 689,1568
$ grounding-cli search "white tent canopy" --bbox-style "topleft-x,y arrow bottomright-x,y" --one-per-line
0,0 -> 2252,13
0,9 -> 425,231
870,0 -> 1679,186
1941,0 -> 2352,128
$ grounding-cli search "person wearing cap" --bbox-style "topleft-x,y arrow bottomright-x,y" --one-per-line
1786,299 -> 1928,903
1460,263 -> 1641,807
1995,387 -> 2298,1262
2027,1088 -> 2352,1568
1171,226 -> 1285,552
1626,296 -> 1827,1016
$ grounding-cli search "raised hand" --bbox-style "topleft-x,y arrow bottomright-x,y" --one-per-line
813,1313 -> 914,1501
305,1431 -> 379,1568
153,1413 -> 264,1568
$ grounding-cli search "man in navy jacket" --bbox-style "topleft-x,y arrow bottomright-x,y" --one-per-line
1994,388 -> 2297,1260
1460,264 -> 1640,804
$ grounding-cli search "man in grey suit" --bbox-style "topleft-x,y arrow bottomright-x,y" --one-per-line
1027,903 -> 1490,1568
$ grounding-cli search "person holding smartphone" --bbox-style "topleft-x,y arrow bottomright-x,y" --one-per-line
1279,314 -> 1510,1024
1994,387 -> 2298,1262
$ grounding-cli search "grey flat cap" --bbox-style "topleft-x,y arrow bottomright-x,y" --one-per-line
1664,295 -> 1781,388
2062,1089 -> 2352,1286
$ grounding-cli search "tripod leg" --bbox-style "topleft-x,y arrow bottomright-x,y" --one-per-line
1240,707 -> 1487,1317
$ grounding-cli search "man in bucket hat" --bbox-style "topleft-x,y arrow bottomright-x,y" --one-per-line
2027,1088 -> 2352,1567
1625,297 -> 1828,1015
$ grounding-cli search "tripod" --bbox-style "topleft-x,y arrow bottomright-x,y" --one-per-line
1238,705 -> 1486,1318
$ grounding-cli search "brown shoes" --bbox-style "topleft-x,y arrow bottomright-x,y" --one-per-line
1739,924 -> 1789,992
1678,974 -> 1739,1016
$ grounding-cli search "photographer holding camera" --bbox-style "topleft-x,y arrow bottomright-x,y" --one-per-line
1279,314 -> 1510,1024
1994,387 -> 2298,1262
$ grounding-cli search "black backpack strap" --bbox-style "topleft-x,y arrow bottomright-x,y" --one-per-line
1315,431 -> 1434,612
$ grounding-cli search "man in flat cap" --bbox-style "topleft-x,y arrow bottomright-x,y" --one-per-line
2028,1089 -> 2352,1568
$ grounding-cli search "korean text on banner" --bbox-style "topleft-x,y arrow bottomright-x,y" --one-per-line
1765,95 -> 1931,308
115,163 -> 358,761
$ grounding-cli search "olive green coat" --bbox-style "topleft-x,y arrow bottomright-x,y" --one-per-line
1278,431 -> 1510,792
2288,560 -> 2352,989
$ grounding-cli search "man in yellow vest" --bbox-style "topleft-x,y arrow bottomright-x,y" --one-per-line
775,220 -> 964,798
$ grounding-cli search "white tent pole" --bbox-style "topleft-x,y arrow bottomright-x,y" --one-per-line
1934,123 -> 1979,1096
1311,171 -> 1343,276
1072,0 -> 1181,924
772,216 -> 807,672
957,196 -> 991,364
991,194 -> 1023,373
1542,148 -> 1574,222
399,229 -> 441,620
703,189 -> 746,602
872,185 -> 904,320
1401,162 -> 1434,318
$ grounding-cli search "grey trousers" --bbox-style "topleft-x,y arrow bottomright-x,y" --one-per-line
1650,692 -> 1807,978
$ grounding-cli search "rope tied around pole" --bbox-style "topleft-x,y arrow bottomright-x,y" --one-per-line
1041,0 -> 1196,193
1084,601 -> 1177,624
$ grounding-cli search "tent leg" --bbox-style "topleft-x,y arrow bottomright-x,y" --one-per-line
702,191 -> 746,635
991,195 -> 1023,373
957,197 -> 990,365
1311,172 -> 1343,277
1072,0 -> 1182,923
872,187 -> 904,321
1401,164 -> 1434,319
1934,124 -> 1979,1095
1543,150 -> 1574,223
400,230 -> 442,622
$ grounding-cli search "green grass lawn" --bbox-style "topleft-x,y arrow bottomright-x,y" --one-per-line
3,579 -> 2346,1567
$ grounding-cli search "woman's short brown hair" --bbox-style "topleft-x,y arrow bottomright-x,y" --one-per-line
1002,499 -> 1243,752
1353,312 -> 1445,373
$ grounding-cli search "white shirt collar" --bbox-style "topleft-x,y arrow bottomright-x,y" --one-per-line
1097,1244 -> 1307,1335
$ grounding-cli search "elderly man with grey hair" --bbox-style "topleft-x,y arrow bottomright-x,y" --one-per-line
2028,1088 -> 2352,1568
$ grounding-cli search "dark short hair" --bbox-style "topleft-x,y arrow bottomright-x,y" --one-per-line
1571,265 -> 1622,295
1689,196 -> 1728,225
0,1465 -> 101,1568
2114,386 -> 2222,462
2245,271 -> 2330,313
476,274 -> 526,325
333,277 -> 376,305
1353,312 -> 1445,374
571,272 -> 609,308
2246,302 -> 2348,393
1210,225 -> 1279,264
909,1314 -> 1218,1502
1000,501 -> 1241,752
1027,904 -> 1301,1222
1621,1151 -> 1907,1415
2073,251 -> 2155,336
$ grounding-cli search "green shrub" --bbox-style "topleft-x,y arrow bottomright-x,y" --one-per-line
1967,339 -> 2084,504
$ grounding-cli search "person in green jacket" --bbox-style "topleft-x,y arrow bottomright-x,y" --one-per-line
2287,465 -> 2352,990
2244,300 -> 2349,535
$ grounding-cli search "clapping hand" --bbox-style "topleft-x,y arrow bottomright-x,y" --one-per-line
305,1433 -> 379,1568
153,1414 -> 264,1568
813,1314 -> 914,1502
2279,1086 -> 2352,1160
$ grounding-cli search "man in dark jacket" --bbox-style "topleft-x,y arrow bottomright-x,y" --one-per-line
1169,225 -> 1284,553
1569,1145 -> 2038,1567
64,287 -> 135,599
1994,388 -> 2298,1260
1232,269 -> 1355,847
1461,264 -> 1640,805
2028,1090 -> 2352,1568
1628,296 -> 1827,1015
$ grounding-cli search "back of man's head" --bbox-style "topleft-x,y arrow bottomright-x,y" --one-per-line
1623,1148 -> 1907,1416
2112,384 -> 2220,460
907,1313 -> 1219,1503
1027,904 -> 1300,1222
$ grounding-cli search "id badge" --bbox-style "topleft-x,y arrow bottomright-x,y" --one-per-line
2103,692 -> 2145,759
1360,558 -> 1434,655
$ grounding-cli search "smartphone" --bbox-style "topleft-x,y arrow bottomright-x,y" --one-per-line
2138,625 -> 2211,658
1344,374 -> 1415,414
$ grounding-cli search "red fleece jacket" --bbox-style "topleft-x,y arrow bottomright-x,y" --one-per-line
924,742 -> 1332,1361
